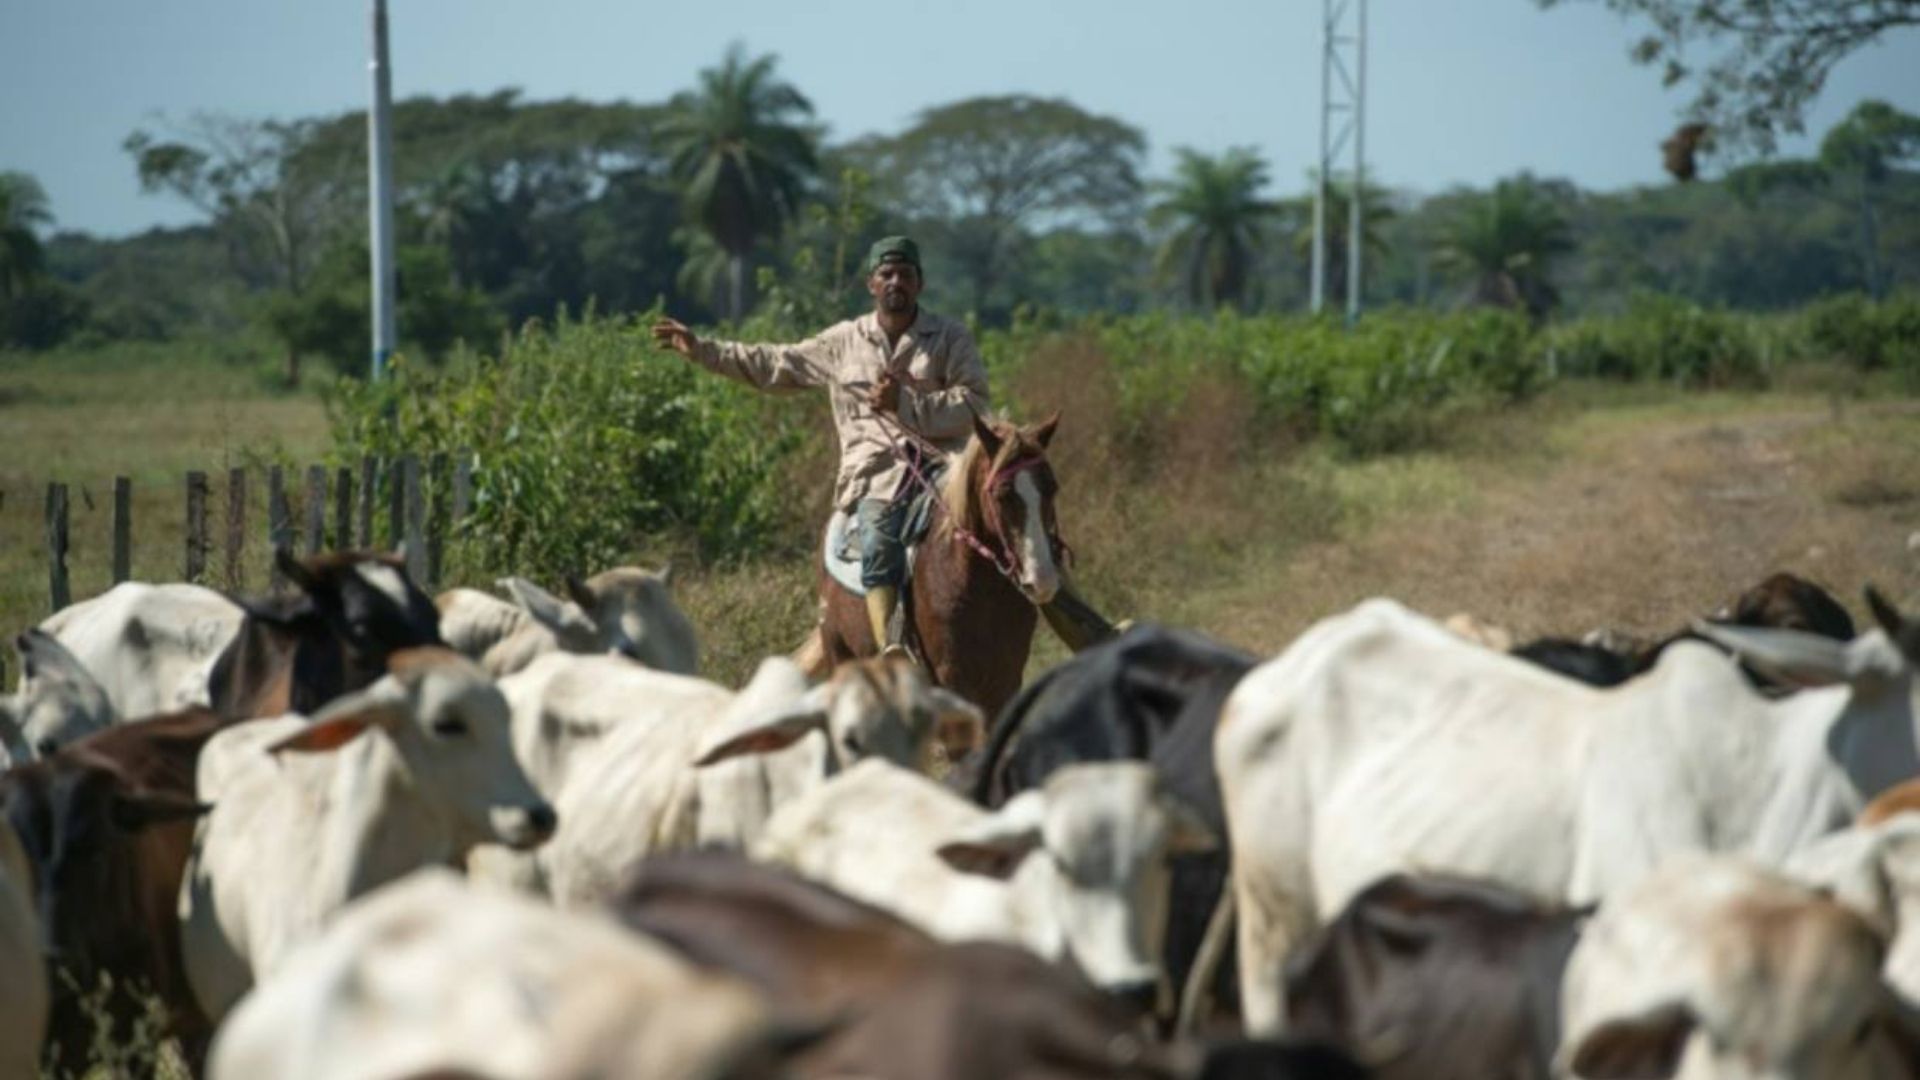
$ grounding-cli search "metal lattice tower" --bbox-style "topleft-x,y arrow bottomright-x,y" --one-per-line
368,0 -> 397,381
1310,0 -> 1367,321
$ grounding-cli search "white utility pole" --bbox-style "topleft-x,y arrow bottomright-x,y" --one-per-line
368,0 -> 398,380
1312,0 -> 1368,322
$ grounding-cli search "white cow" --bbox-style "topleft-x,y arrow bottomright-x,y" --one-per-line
208,869 -> 781,1080
437,566 -> 699,677
1216,591 -> 1920,1031
4,628 -> 116,760
0,821 -> 48,1080
1788,816 -> 1920,1008
752,758 -> 1216,997
525,654 -> 983,906
1560,855 -> 1919,1079
35,582 -> 243,720
180,648 -> 555,1021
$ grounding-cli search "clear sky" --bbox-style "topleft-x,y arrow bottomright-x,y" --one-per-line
4,0 -> 1917,238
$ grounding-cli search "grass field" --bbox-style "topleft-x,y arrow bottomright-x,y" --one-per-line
4,346 -> 1918,691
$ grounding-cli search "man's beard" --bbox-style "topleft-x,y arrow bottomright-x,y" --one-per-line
882,290 -> 913,313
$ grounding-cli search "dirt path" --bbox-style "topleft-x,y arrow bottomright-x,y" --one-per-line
1205,398 -> 1920,653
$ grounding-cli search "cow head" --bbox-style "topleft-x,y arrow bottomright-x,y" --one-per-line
692,655 -> 985,774
935,761 -> 1217,998
5,630 -> 116,759
498,565 -> 699,675
1790,816 -> 1920,1012
269,647 -> 554,852
1693,586 -> 1920,796
0,753 -> 206,1023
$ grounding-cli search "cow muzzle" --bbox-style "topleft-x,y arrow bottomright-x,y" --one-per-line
492,802 -> 558,850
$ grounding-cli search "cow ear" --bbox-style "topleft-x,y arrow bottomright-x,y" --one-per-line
938,791 -> 1046,879
1689,621 -> 1862,688
111,789 -> 212,831
563,574 -> 598,614
970,411 -> 1004,458
928,689 -> 986,758
271,683 -> 408,754
1568,1002 -> 1694,1079
16,629 -> 93,688
501,577 -> 586,634
693,699 -> 829,767
276,547 -> 318,593
1029,410 -> 1061,450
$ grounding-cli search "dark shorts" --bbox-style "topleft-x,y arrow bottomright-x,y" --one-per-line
857,497 -> 910,589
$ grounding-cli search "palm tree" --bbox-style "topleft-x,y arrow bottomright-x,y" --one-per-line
659,44 -> 817,320
1149,148 -> 1281,309
1433,176 -> 1574,318
0,172 -> 53,300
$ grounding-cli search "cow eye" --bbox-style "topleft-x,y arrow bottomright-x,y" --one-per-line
431,717 -> 469,737
842,733 -> 863,756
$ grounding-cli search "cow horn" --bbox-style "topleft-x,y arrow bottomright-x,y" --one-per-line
1865,585 -> 1920,660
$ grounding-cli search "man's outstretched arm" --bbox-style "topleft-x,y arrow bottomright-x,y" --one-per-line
650,317 -> 836,393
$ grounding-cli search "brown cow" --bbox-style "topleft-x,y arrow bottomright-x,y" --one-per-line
0,707 -> 221,1072
1282,874 -> 1586,1080
611,852 -> 1364,1080
207,548 -> 443,721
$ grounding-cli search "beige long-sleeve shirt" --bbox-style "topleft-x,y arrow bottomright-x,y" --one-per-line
688,309 -> 990,509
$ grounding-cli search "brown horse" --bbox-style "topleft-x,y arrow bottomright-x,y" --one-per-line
815,413 -> 1064,719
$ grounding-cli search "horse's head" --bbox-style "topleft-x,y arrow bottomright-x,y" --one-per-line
948,411 -> 1064,604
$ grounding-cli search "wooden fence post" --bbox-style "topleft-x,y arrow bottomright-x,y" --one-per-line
185,471 -> 210,584
401,454 -> 426,584
451,450 -> 474,524
427,451 -> 449,590
45,483 -> 70,612
268,466 -> 291,587
225,467 -> 247,591
111,477 -> 132,584
387,456 -> 406,555
357,456 -> 376,549
334,466 -> 353,550
305,466 -> 327,554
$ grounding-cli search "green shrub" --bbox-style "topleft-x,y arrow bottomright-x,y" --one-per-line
1802,291 -> 1920,371
1540,295 -> 1766,388
327,308 -> 804,583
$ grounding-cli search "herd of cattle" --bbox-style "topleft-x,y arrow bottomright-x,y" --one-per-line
2,548 -> 1919,1078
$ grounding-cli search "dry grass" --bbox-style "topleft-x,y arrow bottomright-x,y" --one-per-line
0,352 -> 331,634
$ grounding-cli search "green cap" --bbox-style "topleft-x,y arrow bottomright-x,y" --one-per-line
867,235 -> 921,274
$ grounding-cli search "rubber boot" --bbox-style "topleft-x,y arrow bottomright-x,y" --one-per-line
1040,584 -> 1123,653
865,585 -> 906,658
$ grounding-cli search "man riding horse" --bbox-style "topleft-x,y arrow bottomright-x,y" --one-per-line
650,236 -> 1109,665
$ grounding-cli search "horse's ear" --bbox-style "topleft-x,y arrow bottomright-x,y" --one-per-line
970,410 -> 1003,457
1030,411 -> 1061,450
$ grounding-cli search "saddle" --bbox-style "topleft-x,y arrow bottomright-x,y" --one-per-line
821,489 -> 937,599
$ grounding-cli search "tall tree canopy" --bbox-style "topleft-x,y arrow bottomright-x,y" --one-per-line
1537,0 -> 1920,155
0,172 -> 53,300
851,95 -> 1145,317
658,44 -> 819,320
1150,148 -> 1282,310
1434,175 -> 1576,317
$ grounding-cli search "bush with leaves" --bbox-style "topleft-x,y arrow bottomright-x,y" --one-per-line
1539,294 -> 1768,387
1801,290 -> 1920,371
327,308 -> 805,583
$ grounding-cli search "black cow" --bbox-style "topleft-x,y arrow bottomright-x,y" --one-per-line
1514,572 -> 1855,689
1284,874 -> 1585,1080
957,623 -> 1256,1025
207,548 -> 442,721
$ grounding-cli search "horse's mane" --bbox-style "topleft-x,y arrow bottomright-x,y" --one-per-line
938,419 -> 1014,537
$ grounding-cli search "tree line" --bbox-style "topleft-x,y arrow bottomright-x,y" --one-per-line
1,40 -> 1916,380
